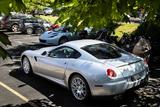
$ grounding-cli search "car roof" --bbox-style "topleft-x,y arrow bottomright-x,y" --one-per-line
63,39 -> 105,49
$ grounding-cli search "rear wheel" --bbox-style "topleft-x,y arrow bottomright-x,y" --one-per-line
22,57 -> 33,75
26,27 -> 33,34
59,37 -> 68,45
69,74 -> 90,101
11,24 -> 19,32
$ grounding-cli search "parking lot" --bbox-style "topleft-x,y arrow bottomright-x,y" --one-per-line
0,31 -> 160,107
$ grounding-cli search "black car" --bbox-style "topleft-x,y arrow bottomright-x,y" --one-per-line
19,18 -> 45,34
0,15 -> 26,32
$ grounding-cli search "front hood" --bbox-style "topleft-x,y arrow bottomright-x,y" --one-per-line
40,31 -> 59,38
100,53 -> 141,68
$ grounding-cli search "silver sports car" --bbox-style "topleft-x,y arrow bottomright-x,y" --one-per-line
21,40 -> 149,101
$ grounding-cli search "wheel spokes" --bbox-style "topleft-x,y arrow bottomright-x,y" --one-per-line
71,77 -> 87,100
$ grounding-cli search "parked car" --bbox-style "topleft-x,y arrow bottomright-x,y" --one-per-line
0,15 -> 26,32
39,27 -> 75,45
39,26 -> 98,45
0,13 -> 48,34
21,39 -> 149,101
19,17 -> 45,34
43,7 -> 53,15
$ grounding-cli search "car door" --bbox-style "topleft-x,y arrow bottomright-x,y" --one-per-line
36,46 -> 81,80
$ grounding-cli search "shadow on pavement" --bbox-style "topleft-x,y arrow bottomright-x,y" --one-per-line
8,67 -> 160,107
8,68 -> 127,107
150,70 -> 160,78
1,103 -> 32,107
0,99 -> 60,107
7,44 -> 48,57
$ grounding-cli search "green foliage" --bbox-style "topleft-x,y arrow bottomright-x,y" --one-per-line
23,0 -> 54,12
133,20 -> 160,39
37,15 -> 58,24
0,32 -> 11,59
52,0 -> 160,30
0,0 -> 26,14
132,11 -> 160,39
115,23 -> 139,38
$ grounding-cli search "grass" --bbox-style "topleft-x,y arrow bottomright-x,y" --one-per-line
37,15 -> 59,24
114,23 -> 139,39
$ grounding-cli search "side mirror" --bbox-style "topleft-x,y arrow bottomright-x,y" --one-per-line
41,51 -> 47,56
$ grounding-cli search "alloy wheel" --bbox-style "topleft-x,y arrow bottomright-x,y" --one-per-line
70,75 -> 88,101
59,37 -> 68,45
26,28 -> 33,34
12,24 -> 19,32
22,57 -> 31,74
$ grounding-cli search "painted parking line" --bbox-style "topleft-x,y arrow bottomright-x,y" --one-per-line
0,81 -> 39,107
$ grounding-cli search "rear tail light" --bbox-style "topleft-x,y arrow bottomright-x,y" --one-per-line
106,69 -> 117,78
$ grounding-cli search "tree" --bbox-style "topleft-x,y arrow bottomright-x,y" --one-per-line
23,0 -> 55,12
0,32 -> 11,59
52,0 -> 160,29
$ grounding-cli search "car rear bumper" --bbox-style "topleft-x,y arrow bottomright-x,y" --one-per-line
91,70 -> 149,96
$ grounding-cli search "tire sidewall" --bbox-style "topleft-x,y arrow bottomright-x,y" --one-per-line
26,27 -> 33,34
22,57 -> 33,75
59,37 -> 68,45
11,24 -> 19,32
69,74 -> 90,101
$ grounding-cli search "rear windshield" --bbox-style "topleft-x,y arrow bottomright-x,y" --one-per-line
82,43 -> 125,59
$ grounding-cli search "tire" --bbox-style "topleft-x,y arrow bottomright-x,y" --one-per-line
26,27 -> 33,34
22,57 -> 33,75
69,74 -> 90,101
35,28 -> 44,35
59,37 -> 68,45
11,24 -> 19,32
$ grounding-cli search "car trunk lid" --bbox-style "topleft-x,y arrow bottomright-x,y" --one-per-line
100,54 -> 144,78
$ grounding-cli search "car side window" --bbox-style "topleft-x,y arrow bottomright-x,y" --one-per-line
48,47 -> 81,59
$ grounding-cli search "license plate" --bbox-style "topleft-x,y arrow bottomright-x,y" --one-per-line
131,73 -> 141,81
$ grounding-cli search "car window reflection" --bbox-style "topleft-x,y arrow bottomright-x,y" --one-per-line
48,47 -> 81,59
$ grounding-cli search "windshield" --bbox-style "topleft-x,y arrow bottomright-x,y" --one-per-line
82,43 -> 127,59
53,27 -> 69,32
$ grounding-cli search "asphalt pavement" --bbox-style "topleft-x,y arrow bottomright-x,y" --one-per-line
0,31 -> 160,107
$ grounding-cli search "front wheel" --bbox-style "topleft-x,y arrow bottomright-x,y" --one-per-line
59,37 -> 68,45
22,57 -> 33,75
69,74 -> 90,101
